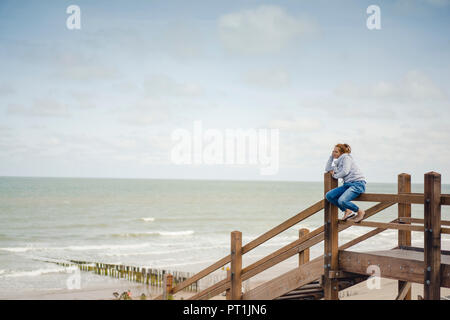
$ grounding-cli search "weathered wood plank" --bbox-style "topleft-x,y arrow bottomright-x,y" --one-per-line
225,269 -> 231,300
356,193 -> 423,204
339,250 -> 425,284
230,231 -> 242,300
338,220 -> 424,232
187,278 -> 229,300
424,171 -> 441,300
241,257 -> 324,300
398,217 -> 450,226
275,293 -> 323,300
396,282 -> 411,300
441,194 -> 450,206
340,249 -> 450,288
324,172 -> 339,300
398,173 -> 412,300
299,228 -> 310,266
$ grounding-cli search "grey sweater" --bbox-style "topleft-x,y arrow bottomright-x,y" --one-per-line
325,153 -> 366,183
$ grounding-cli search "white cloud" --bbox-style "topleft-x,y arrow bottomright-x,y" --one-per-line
143,74 -> 204,97
268,118 -> 322,132
0,83 -> 14,96
156,20 -> 206,60
71,91 -> 97,109
118,98 -> 173,126
218,5 -> 316,55
7,98 -> 70,117
334,71 -> 445,101
55,52 -> 118,81
242,68 -> 291,89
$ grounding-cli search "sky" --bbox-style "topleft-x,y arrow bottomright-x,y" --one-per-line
0,0 -> 449,183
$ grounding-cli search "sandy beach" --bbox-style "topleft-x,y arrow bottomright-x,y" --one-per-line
4,273 -> 450,300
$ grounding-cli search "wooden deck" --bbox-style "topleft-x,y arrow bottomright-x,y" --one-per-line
340,247 -> 450,288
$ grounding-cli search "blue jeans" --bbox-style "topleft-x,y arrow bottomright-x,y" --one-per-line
325,180 -> 366,212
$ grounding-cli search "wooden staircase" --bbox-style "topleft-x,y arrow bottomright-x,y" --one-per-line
154,171 -> 450,300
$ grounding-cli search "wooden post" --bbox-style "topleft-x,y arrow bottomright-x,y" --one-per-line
299,228 -> 310,266
424,171 -> 441,300
398,173 -> 412,300
230,231 -> 242,300
324,172 -> 339,300
163,273 -> 173,300
226,269 -> 231,300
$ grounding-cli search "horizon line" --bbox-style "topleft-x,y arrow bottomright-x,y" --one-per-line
1,174 -> 444,185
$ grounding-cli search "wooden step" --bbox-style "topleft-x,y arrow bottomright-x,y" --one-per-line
276,272 -> 368,300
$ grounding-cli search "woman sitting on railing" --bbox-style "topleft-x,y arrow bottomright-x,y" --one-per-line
325,143 -> 366,222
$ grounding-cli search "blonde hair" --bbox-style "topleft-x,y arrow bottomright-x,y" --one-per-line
335,143 -> 351,154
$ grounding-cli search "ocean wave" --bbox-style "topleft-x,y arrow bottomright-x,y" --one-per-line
153,230 -> 194,236
140,217 -> 155,222
104,244 -> 228,257
0,243 -> 152,253
0,247 -> 34,253
154,258 -> 222,269
112,230 -> 195,238
0,267 -> 70,278
64,243 -> 151,251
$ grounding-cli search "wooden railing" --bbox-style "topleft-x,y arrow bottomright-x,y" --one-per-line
154,171 -> 450,300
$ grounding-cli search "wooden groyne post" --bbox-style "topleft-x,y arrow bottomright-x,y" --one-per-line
163,273 -> 174,300
46,259 -> 197,293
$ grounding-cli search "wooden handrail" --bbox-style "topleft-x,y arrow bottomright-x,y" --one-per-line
441,194 -> 450,206
188,278 -> 230,300
339,218 -> 399,250
189,202 -> 395,300
356,193 -> 450,205
242,199 -> 324,255
339,220 -> 423,232
398,217 -> 450,226
154,199 -> 325,299
200,210 -> 402,300
356,193 -> 423,204
339,219 -> 450,234
241,202 -> 394,281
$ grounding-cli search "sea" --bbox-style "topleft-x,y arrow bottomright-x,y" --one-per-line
0,177 -> 449,298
